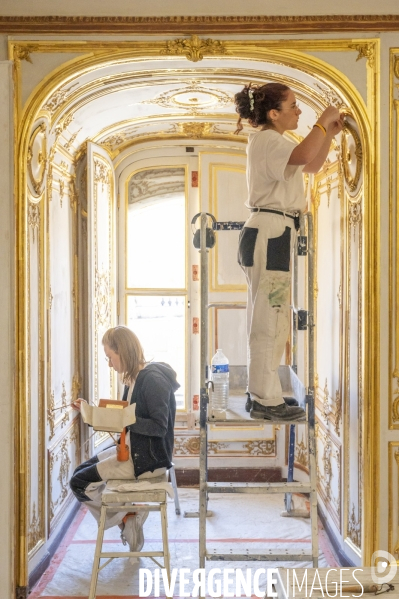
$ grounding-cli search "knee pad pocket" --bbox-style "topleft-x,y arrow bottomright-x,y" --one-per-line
238,226 -> 258,267
266,226 -> 291,272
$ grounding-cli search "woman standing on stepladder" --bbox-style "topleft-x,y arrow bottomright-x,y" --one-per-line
234,82 -> 343,421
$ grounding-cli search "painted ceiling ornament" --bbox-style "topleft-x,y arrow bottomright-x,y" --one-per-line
142,80 -> 232,115
161,34 -> 228,62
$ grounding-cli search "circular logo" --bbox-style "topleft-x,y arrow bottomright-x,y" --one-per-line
371,550 -> 397,584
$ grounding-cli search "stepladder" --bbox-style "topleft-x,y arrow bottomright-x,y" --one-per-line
195,212 -> 319,569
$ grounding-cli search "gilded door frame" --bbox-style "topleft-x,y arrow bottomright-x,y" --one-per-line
11,37 -> 379,588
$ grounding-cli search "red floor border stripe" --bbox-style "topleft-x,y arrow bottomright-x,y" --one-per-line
29,505 -> 88,599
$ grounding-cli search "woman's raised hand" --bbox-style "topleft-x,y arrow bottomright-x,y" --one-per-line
328,113 -> 345,137
318,105 -> 341,128
72,398 -> 87,412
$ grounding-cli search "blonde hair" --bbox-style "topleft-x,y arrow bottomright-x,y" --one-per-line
102,326 -> 146,384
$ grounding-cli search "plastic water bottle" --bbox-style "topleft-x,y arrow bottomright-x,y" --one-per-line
211,349 -> 229,412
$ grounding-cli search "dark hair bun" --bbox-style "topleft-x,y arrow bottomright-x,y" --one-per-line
234,82 -> 290,134
234,86 -> 253,120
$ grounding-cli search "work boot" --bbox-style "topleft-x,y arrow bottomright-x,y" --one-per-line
250,400 -> 305,421
245,392 -> 253,413
283,396 -> 299,407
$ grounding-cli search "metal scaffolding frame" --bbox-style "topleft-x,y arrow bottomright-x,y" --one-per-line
196,211 -> 318,568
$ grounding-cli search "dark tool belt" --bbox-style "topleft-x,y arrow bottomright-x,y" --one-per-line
250,207 -> 300,231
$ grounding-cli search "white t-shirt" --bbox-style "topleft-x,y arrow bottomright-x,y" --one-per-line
246,129 -> 306,212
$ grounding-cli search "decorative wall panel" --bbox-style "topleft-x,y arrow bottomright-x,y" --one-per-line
27,195 -> 45,558
48,417 -> 80,533
199,152 -> 247,291
312,133 -> 363,548
87,143 -> 116,449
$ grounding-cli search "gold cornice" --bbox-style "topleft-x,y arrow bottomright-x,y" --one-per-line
2,15 -> 399,34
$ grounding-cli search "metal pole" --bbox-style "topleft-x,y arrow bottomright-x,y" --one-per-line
199,213 -> 209,569
286,230 -> 299,513
306,212 -> 318,567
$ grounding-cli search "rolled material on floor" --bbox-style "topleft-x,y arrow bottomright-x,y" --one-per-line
331,585 -> 379,594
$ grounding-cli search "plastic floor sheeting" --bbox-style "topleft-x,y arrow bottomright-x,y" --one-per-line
30,488 -> 339,599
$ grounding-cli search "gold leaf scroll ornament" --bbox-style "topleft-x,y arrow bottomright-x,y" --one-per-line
161,34 -> 227,62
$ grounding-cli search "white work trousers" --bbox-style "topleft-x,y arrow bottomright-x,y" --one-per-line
238,211 -> 295,406
83,442 -> 165,530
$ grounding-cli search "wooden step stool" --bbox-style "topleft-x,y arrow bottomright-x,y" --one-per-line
89,479 -> 171,599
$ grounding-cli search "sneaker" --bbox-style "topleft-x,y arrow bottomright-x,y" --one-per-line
245,392 -> 253,413
121,513 -> 137,551
250,400 -> 305,421
134,510 -> 149,552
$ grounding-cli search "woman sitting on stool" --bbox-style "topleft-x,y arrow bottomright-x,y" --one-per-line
70,325 -> 179,554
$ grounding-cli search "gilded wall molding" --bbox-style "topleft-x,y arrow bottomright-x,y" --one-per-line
58,179 -> 65,207
295,430 -> 309,471
13,43 -> 39,63
388,444 -> 399,558
347,503 -> 361,548
27,203 -> 40,244
27,122 -> 47,197
47,391 -> 55,441
42,83 -> 79,116
95,270 -> 111,328
28,502 -> 41,553
48,418 -> 80,529
317,423 -> 342,531
174,435 -> 276,457
64,128 -> 81,152
348,42 -> 376,68
3,15 -> 399,34
334,390 -> 342,436
341,122 -> 363,193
